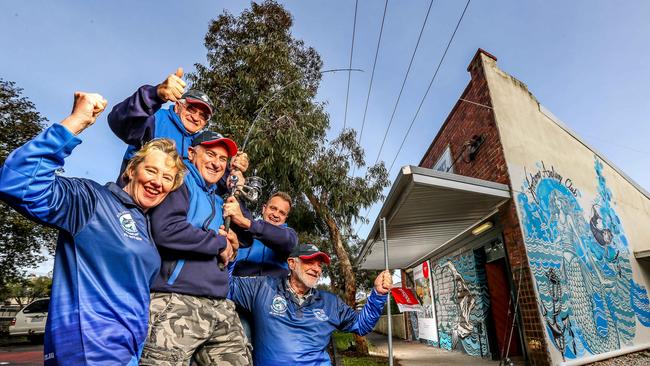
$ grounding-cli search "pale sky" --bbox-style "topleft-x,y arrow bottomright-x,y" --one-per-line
1,0 -> 648,275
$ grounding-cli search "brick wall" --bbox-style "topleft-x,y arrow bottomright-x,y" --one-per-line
419,50 -> 551,365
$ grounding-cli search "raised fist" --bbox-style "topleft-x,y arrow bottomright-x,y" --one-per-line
60,92 -> 107,135
374,270 -> 393,295
157,67 -> 186,102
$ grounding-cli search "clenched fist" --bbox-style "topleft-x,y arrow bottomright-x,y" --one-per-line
374,270 -> 393,295
218,224 -> 239,266
157,67 -> 186,102
60,92 -> 108,135
231,152 -> 249,173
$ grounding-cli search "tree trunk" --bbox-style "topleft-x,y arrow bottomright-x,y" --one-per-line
306,192 -> 369,355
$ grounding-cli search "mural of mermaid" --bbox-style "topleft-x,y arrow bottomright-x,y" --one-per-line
516,158 -> 650,360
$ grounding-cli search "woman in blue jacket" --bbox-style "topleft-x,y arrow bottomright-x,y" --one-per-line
0,92 -> 186,366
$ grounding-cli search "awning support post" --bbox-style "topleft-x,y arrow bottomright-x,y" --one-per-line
381,216 -> 393,366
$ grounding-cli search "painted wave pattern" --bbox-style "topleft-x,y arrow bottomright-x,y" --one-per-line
516,159 -> 650,360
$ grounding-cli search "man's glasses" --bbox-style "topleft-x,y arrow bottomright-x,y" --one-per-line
181,102 -> 210,122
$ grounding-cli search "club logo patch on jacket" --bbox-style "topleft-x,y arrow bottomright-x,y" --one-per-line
271,295 -> 288,316
118,212 -> 141,240
313,308 -> 329,321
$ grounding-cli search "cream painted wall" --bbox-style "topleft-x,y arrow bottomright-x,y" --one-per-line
480,53 -> 650,364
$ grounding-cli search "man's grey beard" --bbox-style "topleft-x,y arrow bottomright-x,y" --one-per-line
294,260 -> 320,289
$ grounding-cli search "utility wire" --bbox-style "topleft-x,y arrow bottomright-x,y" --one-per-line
373,0 -> 436,165
351,0 -> 389,177
357,0 -> 389,146
343,0 -> 359,131
387,0 -> 472,174
355,0 -> 472,239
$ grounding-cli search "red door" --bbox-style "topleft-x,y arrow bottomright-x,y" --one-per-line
485,258 -> 521,357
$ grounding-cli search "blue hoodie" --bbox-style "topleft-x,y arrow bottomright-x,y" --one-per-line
232,221 -> 298,277
0,124 -> 159,366
108,85 -> 196,176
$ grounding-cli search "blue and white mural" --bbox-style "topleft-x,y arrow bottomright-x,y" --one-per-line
517,159 -> 650,360
432,250 -> 491,358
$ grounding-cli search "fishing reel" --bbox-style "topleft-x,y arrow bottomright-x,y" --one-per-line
237,175 -> 266,203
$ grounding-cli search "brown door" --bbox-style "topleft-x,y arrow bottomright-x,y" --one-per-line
485,258 -> 521,357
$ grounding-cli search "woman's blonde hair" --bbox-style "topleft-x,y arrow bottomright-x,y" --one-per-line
121,138 -> 186,190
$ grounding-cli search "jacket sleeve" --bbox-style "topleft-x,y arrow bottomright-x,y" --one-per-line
247,221 -> 298,256
337,289 -> 388,335
228,276 -> 264,312
149,184 -> 227,256
230,199 -> 254,248
0,124 -> 96,235
107,85 -> 164,147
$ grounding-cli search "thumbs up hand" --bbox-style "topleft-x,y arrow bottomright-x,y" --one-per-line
157,67 -> 186,102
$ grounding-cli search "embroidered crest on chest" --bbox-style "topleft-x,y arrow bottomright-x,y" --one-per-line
270,294 -> 288,316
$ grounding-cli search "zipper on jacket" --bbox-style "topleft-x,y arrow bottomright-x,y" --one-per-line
202,191 -> 217,230
167,260 -> 177,279
145,215 -> 155,247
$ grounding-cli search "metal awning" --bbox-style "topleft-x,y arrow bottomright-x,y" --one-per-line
357,166 -> 511,270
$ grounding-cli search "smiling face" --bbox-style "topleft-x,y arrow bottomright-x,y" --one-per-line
262,196 -> 290,226
175,101 -> 210,133
288,257 -> 323,293
123,150 -> 178,212
188,143 -> 228,185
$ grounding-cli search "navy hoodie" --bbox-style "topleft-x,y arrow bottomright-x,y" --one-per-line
149,162 -> 245,298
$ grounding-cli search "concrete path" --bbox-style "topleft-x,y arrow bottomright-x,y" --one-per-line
366,332 -> 500,366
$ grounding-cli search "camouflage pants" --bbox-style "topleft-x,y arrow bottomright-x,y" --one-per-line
139,292 -> 251,366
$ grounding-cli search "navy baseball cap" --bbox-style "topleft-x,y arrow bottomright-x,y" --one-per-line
289,243 -> 331,264
182,89 -> 214,115
191,131 -> 238,157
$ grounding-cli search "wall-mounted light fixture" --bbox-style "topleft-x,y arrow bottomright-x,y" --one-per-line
472,221 -> 493,236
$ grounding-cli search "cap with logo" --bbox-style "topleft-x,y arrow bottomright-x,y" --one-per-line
289,243 -> 331,265
182,89 -> 214,116
191,131 -> 238,158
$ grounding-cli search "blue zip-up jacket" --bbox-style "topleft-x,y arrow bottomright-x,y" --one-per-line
232,221 -> 298,277
107,85 -> 232,193
0,124 -> 160,366
149,162 -> 242,298
108,85 -> 197,176
229,276 -> 387,366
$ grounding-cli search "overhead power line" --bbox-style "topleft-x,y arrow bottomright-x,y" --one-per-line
342,0 -> 359,132
387,0 -> 472,174
357,0 -> 389,146
373,0 -> 437,165
355,0 -> 472,239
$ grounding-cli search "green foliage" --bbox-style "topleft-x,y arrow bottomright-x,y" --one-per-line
0,79 -> 56,291
190,0 -> 328,196
341,356 -> 388,366
332,331 -> 356,352
191,6 -> 390,353
0,275 -> 52,307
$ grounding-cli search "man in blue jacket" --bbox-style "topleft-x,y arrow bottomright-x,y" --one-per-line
224,191 -> 298,276
229,243 -> 392,366
140,131 -> 251,366
223,191 -> 299,343
107,67 -> 249,184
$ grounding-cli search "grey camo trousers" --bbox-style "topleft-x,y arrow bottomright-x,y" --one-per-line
139,292 -> 251,366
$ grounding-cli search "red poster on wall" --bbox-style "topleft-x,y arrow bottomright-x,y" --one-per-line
391,287 -> 423,312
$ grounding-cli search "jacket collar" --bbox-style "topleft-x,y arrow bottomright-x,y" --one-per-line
106,182 -> 143,211
185,162 -> 218,194
165,107 -> 196,137
279,275 -> 322,306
